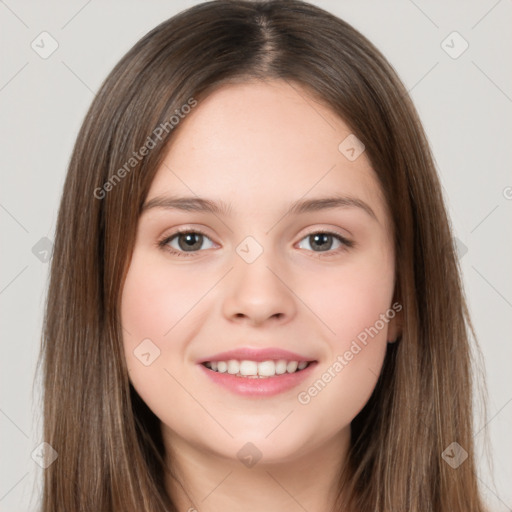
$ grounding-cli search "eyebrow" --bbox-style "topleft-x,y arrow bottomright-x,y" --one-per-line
141,194 -> 377,221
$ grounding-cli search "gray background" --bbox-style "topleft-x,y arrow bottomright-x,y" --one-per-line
0,1 -> 511,510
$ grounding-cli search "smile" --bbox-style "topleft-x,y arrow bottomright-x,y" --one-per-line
198,359 -> 318,397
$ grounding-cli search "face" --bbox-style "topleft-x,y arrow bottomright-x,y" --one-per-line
120,80 -> 400,468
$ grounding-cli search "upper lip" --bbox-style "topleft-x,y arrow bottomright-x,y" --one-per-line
197,347 -> 317,364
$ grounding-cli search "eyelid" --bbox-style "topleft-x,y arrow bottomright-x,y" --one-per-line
299,225 -> 352,243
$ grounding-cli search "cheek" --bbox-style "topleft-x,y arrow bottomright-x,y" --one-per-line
120,251 -> 196,389
120,252 -> 202,425
293,250 -> 394,422
121,252 -> 210,344
304,250 -> 395,346
297,338 -> 386,441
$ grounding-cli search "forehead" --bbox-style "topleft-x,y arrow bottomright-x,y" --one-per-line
147,80 -> 389,226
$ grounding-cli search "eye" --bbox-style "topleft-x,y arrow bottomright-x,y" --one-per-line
158,228 -> 354,258
296,231 -> 353,256
158,228 -> 216,257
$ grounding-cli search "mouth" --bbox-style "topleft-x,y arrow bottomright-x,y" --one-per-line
201,359 -> 314,378
198,358 -> 318,397
196,347 -> 318,396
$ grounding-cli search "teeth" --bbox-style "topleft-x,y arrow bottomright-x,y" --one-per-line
239,360 -> 258,376
275,360 -> 287,375
258,360 -> 276,377
227,360 -> 239,374
203,359 -> 311,377
287,361 -> 298,373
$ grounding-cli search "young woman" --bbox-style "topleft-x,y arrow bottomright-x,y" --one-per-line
38,1 -> 488,510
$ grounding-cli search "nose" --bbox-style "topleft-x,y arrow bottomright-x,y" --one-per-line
221,253 -> 297,327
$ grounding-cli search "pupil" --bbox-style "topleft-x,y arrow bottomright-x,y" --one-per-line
179,233 -> 202,251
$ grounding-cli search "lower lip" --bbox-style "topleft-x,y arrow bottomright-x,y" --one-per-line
197,362 -> 318,397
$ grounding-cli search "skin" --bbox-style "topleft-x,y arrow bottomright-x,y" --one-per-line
120,79 -> 401,512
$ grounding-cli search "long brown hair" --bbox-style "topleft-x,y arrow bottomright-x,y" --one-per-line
37,1 -> 487,510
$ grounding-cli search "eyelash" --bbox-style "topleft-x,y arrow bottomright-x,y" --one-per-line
157,227 -> 354,258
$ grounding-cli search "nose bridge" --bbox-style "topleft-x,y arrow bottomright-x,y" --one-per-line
221,235 -> 296,325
